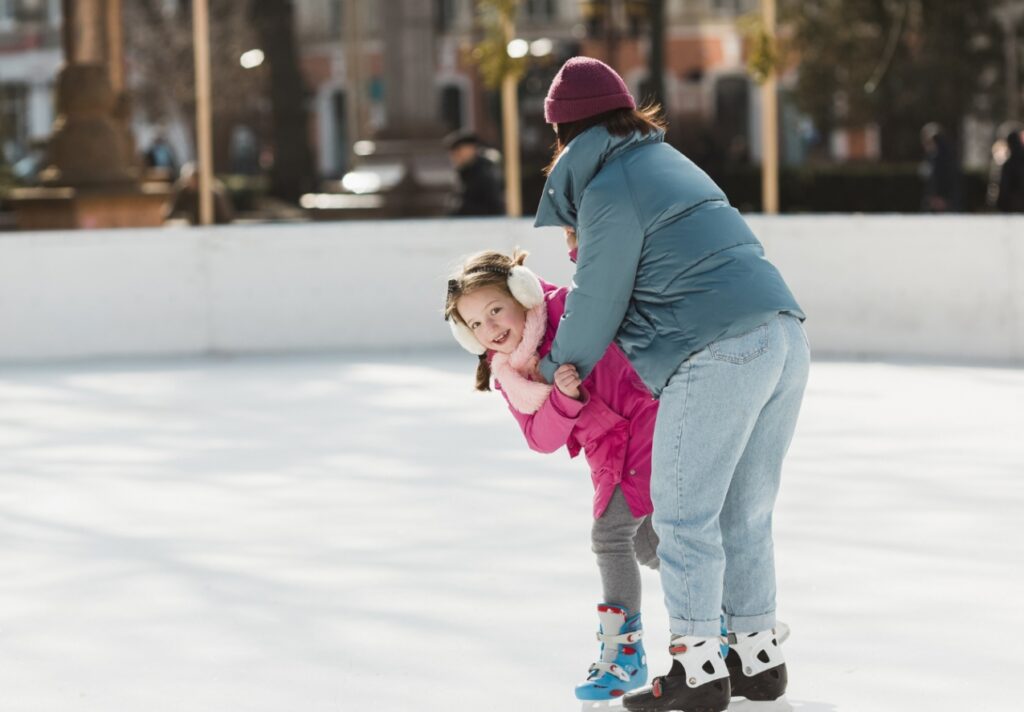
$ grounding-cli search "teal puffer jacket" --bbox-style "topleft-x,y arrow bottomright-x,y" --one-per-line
534,126 -> 804,397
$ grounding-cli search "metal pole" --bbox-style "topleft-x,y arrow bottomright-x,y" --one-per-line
64,0 -> 105,63
354,0 -> 368,140
344,0 -> 365,160
61,0 -> 74,61
501,11 -> 522,217
648,0 -> 665,107
606,0 -> 618,68
760,0 -> 779,214
192,0 -> 214,225
106,0 -> 123,92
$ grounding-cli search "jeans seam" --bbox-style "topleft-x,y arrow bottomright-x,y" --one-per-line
709,324 -> 769,364
671,359 -> 695,628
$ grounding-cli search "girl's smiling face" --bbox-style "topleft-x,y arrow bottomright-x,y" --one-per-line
456,286 -> 527,354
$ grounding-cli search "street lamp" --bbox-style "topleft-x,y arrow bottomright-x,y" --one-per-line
530,38 -> 553,57
240,49 -> 265,69
502,25 -> 524,216
470,0 -> 527,217
192,0 -> 214,225
760,0 -> 779,214
507,38 -> 529,59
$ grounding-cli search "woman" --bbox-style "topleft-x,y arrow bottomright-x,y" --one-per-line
532,57 -> 809,712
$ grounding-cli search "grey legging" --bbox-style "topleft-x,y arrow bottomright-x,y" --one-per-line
592,487 -> 659,615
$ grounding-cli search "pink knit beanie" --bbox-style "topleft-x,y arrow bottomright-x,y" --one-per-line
544,57 -> 636,125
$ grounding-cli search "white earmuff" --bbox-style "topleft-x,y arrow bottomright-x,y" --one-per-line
508,265 -> 544,309
449,317 -> 486,355
447,262 -> 544,355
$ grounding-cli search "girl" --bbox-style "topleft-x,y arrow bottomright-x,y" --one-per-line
533,57 -> 810,712
444,248 -> 660,704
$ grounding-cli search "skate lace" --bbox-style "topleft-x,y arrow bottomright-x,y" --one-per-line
595,630 -> 642,645
587,661 -> 631,683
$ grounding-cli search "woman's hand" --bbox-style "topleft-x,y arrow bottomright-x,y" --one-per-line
564,227 -> 577,252
554,363 -> 582,400
524,355 -> 543,383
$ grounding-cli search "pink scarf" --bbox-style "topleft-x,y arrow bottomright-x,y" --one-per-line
490,304 -> 552,414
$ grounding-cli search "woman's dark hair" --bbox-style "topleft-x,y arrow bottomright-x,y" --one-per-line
545,104 -> 667,175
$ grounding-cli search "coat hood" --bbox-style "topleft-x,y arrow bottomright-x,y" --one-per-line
534,126 -> 665,230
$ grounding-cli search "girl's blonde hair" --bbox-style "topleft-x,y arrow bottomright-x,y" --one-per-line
444,249 -> 529,391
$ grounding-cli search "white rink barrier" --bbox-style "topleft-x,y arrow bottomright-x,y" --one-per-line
1,215 -> 1022,364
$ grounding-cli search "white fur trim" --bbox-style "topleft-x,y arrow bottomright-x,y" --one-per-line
449,318 -> 486,355
490,304 -> 552,414
508,266 -> 544,309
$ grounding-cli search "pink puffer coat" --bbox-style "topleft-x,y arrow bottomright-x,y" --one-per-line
493,282 -> 657,519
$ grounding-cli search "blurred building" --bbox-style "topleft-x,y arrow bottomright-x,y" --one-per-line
0,0 -> 1004,198
0,0 -> 914,185
293,0 -> 819,180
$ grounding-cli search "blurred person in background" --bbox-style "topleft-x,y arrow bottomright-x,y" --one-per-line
995,125 -> 1024,213
229,125 -> 261,176
168,162 -> 234,225
919,123 -> 962,213
144,131 -> 179,181
9,139 -> 48,186
444,130 -> 505,217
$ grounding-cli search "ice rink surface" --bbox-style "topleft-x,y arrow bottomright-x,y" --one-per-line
1,350 -> 1021,711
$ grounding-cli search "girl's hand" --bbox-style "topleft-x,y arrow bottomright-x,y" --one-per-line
554,364 -> 582,400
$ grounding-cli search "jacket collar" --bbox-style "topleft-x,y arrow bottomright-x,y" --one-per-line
534,126 -> 665,230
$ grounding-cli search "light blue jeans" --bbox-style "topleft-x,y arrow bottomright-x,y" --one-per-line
651,313 -> 809,637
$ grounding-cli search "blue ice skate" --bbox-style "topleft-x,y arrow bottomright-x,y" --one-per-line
575,604 -> 647,704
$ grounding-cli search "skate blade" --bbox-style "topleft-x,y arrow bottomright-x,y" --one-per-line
579,699 -> 623,711
730,695 -> 793,712
775,620 -> 791,645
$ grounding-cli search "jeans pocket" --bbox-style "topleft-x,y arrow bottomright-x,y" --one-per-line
709,323 -> 769,365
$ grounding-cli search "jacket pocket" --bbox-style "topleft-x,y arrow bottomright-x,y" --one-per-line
571,393 -> 630,486
585,422 -> 629,489
709,323 -> 768,365
571,392 -> 627,448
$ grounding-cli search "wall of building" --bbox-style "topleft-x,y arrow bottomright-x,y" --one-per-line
1,216 -> 1022,365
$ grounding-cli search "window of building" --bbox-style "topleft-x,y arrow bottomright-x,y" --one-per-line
330,0 -> 343,39
523,0 -> 557,23
13,0 -> 48,22
0,83 -> 29,162
709,0 -> 757,17
159,0 -> 180,18
436,0 -> 456,33
0,0 -> 14,29
713,74 -> 750,155
296,0 -> 342,41
439,84 -> 464,133
332,89 -> 349,175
